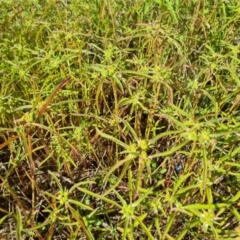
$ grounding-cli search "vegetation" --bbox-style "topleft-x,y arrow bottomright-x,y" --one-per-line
0,0 -> 240,239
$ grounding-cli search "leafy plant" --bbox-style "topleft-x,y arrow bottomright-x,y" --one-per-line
0,0 -> 240,239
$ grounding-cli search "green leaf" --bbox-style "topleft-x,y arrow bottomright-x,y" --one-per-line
135,216 -> 155,240
96,127 -> 128,148
172,172 -> 193,196
48,171 -> 63,191
16,206 -> 22,240
183,203 -> 229,210
150,140 -> 190,158
103,155 -> 135,184
68,199 -> 93,211
77,187 -> 122,209
148,130 -> 183,145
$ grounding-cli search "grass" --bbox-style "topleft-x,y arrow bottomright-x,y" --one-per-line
0,0 -> 240,239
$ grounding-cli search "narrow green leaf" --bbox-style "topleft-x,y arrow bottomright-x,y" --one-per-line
16,206 -> 22,240
103,155 -> 135,183
162,114 -> 189,130
202,145 -> 208,193
135,216 -> 155,240
230,206 -> 240,221
68,199 -> 93,211
69,181 -> 95,194
170,104 -> 191,119
133,213 -> 147,227
206,187 -> 213,204
148,129 -> 183,145
48,171 -> 63,191
150,140 -> 190,159
229,191 -> 240,203
77,187 -> 122,209
67,204 -> 94,240
176,184 -> 199,196
128,169 -> 133,204
163,212 -> 177,239
103,160 -> 132,197
176,220 -> 199,240
183,203 -> 229,210
0,214 -> 10,226
119,117 -> 139,142
172,172 -> 193,196
96,127 -> 128,148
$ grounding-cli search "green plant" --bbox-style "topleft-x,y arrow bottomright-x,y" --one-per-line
0,0 -> 240,239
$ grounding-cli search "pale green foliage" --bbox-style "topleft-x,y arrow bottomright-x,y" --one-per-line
0,0 -> 240,239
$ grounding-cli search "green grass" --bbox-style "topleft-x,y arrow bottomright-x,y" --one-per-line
0,0 -> 240,239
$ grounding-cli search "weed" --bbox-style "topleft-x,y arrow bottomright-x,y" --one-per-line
0,0 -> 240,239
